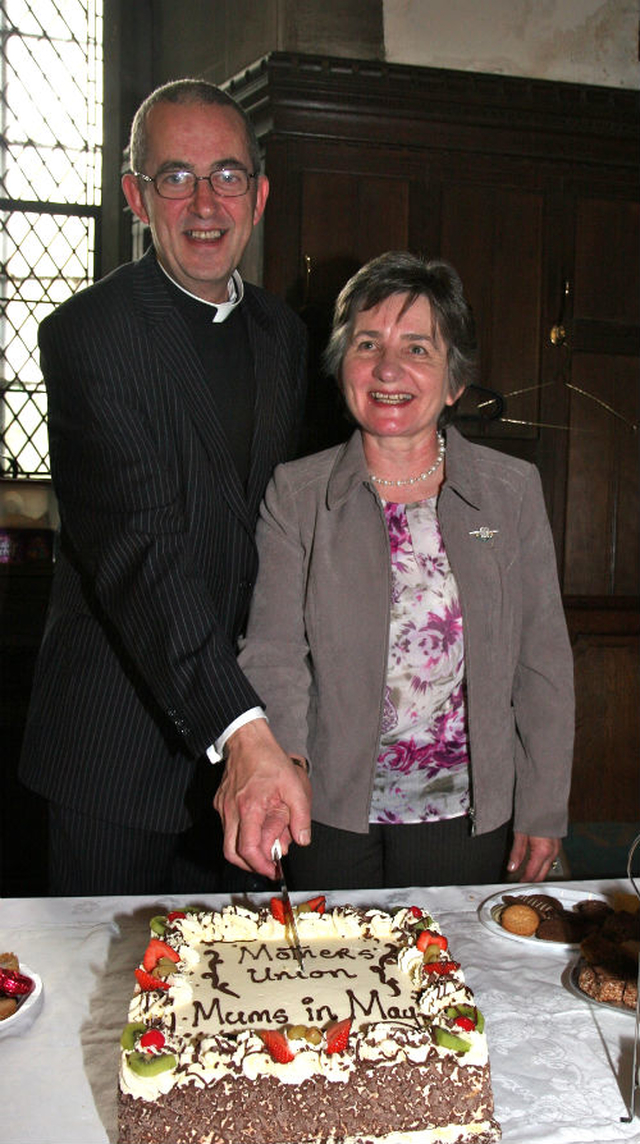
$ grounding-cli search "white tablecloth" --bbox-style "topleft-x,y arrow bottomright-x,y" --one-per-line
0,880 -> 638,1144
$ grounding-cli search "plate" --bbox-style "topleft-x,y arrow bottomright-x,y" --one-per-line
0,965 -> 44,1039
565,958 -> 637,1016
477,885 -> 609,951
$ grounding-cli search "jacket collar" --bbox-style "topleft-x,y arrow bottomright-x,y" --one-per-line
326,423 -> 483,511
439,424 -> 482,510
130,246 -> 271,330
326,431 -> 370,509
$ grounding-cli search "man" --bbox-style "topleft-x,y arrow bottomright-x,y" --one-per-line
19,79 -> 311,894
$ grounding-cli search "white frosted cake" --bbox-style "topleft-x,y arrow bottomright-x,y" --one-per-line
118,898 -> 501,1143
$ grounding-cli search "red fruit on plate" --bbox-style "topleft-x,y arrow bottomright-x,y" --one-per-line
259,1029 -> 295,1063
410,906 -> 423,918
325,1018 -> 352,1054
166,911 -> 186,923
0,968 -> 34,997
135,967 -> 171,992
269,897 -> 287,925
142,938 -> 180,972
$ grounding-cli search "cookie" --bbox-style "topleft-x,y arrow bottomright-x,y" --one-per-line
500,902 -> 540,937
0,996 -> 18,1021
536,912 -> 583,943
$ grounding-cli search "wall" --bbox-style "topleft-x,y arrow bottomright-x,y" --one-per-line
384,0 -> 639,89
151,0 -> 384,87
148,0 -> 638,90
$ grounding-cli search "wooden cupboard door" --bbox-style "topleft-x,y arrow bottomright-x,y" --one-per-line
564,352 -> 639,595
299,169 -> 410,308
568,604 -> 640,822
563,197 -> 639,596
293,168 -> 413,453
440,182 -> 544,443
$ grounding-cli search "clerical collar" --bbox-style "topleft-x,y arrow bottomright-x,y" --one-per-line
158,262 -> 244,323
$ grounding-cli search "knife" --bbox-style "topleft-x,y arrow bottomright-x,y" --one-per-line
271,839 -> 306,975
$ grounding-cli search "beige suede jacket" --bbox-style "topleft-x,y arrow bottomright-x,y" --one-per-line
238,426 -> 574,839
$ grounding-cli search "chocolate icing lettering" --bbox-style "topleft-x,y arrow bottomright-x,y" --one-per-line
193,996 -> 289,1028
346,988 -> 417,1022
247,965 -> 357,984
202,947 -> 241,999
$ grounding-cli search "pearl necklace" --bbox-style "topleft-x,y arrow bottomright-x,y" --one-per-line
369,432 -> 445,488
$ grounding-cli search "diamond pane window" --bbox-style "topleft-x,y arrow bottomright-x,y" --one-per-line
1,0 -> 103,478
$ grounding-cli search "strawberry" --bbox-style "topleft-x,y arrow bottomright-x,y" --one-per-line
325,1018 -> 352,1055
139,1028 -> 167,1051
269,897 -> 287,924
166,910 -> 186,923
135,967 -> 171,992
416,929 -> 448,953
410,906 -> 423,918
304,895 -> 326,914
453,1016 -> 476,1031
143,938 -> 180,972
422,959 -> 460,976
259,1029 -> 295,1063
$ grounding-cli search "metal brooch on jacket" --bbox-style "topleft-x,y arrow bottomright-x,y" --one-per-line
469,527 -> 499,542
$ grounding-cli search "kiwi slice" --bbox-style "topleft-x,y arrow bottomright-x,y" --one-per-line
120,1022 -> 146,1050
127,1050 -> 177,1077
433,1026 -> 472,1053
149,915 -> 167,936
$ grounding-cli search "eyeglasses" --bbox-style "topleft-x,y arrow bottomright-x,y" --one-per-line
133,167 -> 257,200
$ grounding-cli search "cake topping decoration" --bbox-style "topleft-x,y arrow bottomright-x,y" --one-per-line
325,1017 -> 352,1054
135,967 -> 171,992
259,1028 -> 296,1063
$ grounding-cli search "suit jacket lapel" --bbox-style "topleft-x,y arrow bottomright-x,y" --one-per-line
132,250 -> 254,537
243,286 -> 282,520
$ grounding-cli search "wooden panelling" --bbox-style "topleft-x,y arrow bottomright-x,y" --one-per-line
573,198 -> 640,325
300,169 -> 410,306
567,600 -> 640,822
440,182 -> 544,440
564,353 -> 639,596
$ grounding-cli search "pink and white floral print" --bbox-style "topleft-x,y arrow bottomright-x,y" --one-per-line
369,498 -> 471,825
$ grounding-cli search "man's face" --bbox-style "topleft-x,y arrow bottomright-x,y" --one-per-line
122,101 -> 269,303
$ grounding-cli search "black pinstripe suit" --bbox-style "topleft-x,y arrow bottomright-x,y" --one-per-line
19,248 -> 307,863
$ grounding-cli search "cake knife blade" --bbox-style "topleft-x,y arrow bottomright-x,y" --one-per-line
271,839 -> 306,975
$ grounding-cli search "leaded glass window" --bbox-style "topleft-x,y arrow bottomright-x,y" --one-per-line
1,0 -> 103,477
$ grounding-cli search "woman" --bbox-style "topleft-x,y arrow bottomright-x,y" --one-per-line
237,251 -> 574,889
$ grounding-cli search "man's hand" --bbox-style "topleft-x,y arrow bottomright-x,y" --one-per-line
213,719 -> 311,878
507,832 -> 561,883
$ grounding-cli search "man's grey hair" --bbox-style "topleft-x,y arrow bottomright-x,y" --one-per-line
324,250 -> 477,400
126,78 -> 261,176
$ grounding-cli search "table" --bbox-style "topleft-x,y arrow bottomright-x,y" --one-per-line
1,880 -> 638,1144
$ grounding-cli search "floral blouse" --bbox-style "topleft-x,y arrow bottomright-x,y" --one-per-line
369,497 -> 471,825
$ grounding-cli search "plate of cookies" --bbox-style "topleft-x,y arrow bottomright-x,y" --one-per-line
478,886 -> 612,951
0,954 -> 43,1039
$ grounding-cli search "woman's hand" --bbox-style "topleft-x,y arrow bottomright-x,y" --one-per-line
214,719 -> 312,878
507,832 -> 561,883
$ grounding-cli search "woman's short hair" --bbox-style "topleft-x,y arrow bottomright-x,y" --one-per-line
126,78 -> 261,177
324,251 -> 477,400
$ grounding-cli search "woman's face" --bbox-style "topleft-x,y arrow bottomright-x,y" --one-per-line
340,293 -> 461,447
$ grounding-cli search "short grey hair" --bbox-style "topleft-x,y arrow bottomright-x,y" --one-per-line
324,251 -> 477,400
126,78 -> 261,176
